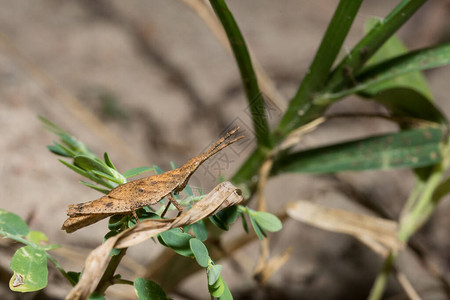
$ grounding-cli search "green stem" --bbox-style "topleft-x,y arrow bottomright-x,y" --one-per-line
369,161 -> 446,299
367,252 -> 396,300
46,253 -> 77,286
112,278 -> 134,286
398,163 -> 445,242
94,248 -> 128,295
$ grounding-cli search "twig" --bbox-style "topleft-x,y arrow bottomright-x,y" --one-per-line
95,249 -> 128,295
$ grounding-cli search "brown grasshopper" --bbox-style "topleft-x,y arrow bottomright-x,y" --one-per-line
62,127 -> 243,233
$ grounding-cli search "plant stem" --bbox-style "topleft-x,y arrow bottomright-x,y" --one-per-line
46,252 -> 78,286
367,252 -> 396,300
398,163 -> 444,242
368,161 -> 446,299
94,248 -> 128,295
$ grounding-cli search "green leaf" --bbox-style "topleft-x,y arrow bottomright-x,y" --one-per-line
323,42 -> 448,123
134,278 -> 171,300
240,214 -> 249,233
39,116 -> 66,136
273,127 -> 444,174
368,88 -> 444,123
59,159 -> 114,189
432,176 -> 450,204
209,0 -> 271,147
0,210 -> 29,237
87,292 -> 106,300
103,152 -> 117,170
74,155 -> 114,176
158,229 -> 193,257
153,165 -> 164,175
192,220 -> 208,241
277,0 -> 363,136
357,43 -> 450,95
251,211 -> 282,232
357,31 -> 446,124
207,264 -> 223,286
47,144 -> 74,157
209,215 -> 228,231
91,170 -> 123,184
108,215 -> 128,231
67,271 -> 81,285
219,280 -> 233,300
208,275 -> 225,297
211,206 -> 239,231
129,209 -> 160,227
9,246 -> 48,292
326,0 -> 428,92
25,231 -> 48,244
122,167 -> 154,179
80,181 -> 111,194
189,239 -> 209,267
248,212 -> 266,240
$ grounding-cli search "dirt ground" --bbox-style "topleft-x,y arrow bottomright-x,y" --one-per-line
0,0 -> 449,299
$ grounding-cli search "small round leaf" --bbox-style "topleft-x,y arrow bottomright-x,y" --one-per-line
0,210 -> 29,237
9,246 -> 48,292
208,275 -> 225,297
207,264 -> 223,286
134,278 -> 170,300
189,239 -> 209,267
252,211 -> 282,232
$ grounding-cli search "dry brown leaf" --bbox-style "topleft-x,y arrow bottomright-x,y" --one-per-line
66,181 -> 244,300
287,201 -> 404,255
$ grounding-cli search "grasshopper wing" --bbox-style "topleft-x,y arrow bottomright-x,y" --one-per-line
62,213 -> 113,233
66,178 -> 162,216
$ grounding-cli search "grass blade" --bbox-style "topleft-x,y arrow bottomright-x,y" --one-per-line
276,0 -> 363,136
209,0 -> 271,148
272,127 -> 444,174
326,0 -> 429,92
321,43 -> 450,103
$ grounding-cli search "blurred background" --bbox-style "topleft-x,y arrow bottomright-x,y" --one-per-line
0,0 -> 449,299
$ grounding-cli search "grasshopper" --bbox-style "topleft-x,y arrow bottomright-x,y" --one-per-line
62,127 -> 243,233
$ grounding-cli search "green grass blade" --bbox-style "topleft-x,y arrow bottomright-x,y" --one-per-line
209,0 -> 271,148
326,0 -> 428,92
272,127 -> 444,174
276,0 -> 362,137
324,43 -> 450,101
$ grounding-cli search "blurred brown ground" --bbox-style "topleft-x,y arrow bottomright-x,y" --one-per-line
0,0 -> 449,299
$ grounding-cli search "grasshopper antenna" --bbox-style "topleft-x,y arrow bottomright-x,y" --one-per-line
202,127 -> 244,159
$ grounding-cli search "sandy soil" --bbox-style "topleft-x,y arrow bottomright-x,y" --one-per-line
0,0 -> 449,299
